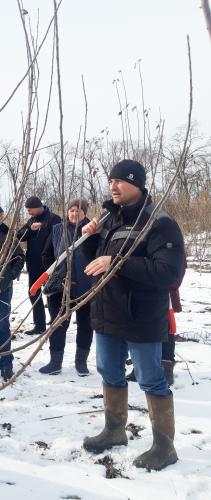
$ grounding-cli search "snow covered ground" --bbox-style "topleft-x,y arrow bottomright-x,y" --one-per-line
0,267 -> 211,500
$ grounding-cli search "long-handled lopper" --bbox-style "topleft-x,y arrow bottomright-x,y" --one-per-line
29,211 -> 110,296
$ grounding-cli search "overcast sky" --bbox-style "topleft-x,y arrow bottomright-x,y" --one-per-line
0,0 -> 211,149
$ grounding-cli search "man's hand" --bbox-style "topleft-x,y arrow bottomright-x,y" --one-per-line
84,256 -> 112,276
31,222 -> 43,231
82,217 -> 98,235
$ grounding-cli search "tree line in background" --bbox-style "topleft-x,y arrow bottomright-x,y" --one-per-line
1,120 -> 211,265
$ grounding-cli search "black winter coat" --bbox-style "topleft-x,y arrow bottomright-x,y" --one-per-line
0,223 -> 25,292
17,206 -> 61,275
42,218 -> 92,298
82,192 -> 185,343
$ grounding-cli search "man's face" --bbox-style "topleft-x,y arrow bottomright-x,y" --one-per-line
68,206 -> 85,225
109,179 -> 142,206
27,207 -> 43,217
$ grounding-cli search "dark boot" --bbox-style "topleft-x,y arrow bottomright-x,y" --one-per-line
126,368 -> 136,382
75,347 -> 90,376
39,350 -> 64,375
83,384 -> 128,453
133,393 -> 178,471
162,360 -> 175,386
25,326 -> 44,336
1,366 -> 14,381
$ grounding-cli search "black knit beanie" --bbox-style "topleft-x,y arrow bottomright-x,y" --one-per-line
109,159 -> 146,190
25,196 -> 43,208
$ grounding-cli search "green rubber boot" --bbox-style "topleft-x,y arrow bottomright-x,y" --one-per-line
133,392 -> 178,471
83,384 -> 128,453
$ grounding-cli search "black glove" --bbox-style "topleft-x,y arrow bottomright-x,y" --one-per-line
43,271 -> 65,297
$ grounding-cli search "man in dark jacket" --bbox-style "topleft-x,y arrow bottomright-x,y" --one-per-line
81,160 -> 184,471
17,196 -> 61,335
40,198 -> 93,376
0,208 -> 25,380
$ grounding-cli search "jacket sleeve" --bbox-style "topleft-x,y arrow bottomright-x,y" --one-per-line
169,253 -> 187,312
0,241 -> 25,292
171,252 -> 187,289
81,234 -> 100,262
42,232 -> 55,270
0,223 -> 9,234
51,214 -> 61,226
117,218 -> 185,289
10,241 -> 25,279
17,222 -> 32,241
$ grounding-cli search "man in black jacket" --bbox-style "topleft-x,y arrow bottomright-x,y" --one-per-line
81,160 -> 184,471
0,207 -> 25,380
17,197 -> 61,335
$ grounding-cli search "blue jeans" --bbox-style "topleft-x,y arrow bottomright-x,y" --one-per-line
0,286 -> 13,370
96,333 -> 170,396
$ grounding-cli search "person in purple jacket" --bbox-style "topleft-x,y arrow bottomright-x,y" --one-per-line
162,256 -> 186,384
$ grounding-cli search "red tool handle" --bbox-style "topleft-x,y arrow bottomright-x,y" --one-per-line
30,271 -> 49,296
168,308 -> 176,334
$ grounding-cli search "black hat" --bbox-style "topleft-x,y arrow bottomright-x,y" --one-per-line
109,159 -> 146,190
0,207 -> 4,213
67,198 -> 88,215
25,196 -> 43,208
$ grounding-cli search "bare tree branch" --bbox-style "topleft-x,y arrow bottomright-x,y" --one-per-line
201,0 -> 211,41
